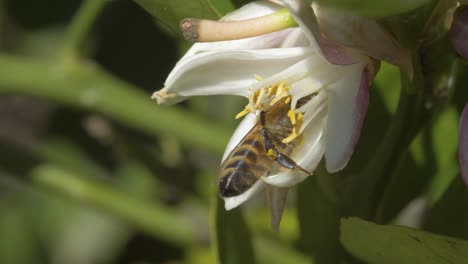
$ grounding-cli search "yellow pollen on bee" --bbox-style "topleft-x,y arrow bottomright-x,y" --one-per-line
267,148 -> 277,159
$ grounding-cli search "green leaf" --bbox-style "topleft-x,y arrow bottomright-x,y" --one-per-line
314,0 -> 432,18
0,195 -> 39,264
213,196 -> 256,264
134,0 -> 235,35
340,217 -> 468,264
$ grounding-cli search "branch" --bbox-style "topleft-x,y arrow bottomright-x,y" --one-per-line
0,53 -> 230,154
62,0 -> 108,60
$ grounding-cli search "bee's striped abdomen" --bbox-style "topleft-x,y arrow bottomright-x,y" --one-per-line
219,135 -> 269,197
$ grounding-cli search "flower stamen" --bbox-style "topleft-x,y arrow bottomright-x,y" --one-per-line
287,109 -> 296,125
235,106 -> 251,119
283,112 -> 303,144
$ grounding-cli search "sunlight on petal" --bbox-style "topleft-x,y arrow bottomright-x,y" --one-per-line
156,48 -> 311,104
325,63 -> 368,172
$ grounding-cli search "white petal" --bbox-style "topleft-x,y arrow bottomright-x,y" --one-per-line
297,93 -> 327,134
280,0 -> 323,56
459,103 -> 468,186
252,50 -> 345,93
279,28 -> 310,48
222,112 -> 258,162
262,114 -> 327,187
155,47 -> 311,104
325,63 -> 369,172
224,180 -> 265,210
184,28 -> 297,58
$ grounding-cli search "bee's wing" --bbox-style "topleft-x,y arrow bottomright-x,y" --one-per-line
222,122 -> 262,162
218,123 -> 276,197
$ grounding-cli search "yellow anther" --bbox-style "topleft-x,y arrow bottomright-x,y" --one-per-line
255,74 -> 263,81
267,148 -> 277,159
267,84 -> 278,96
275,84 -> 284,97
284,96 -> 291,104
235,106 -> 250,119
277,81 -> 286,92
270,93 -> 286,106
287,109 -> 296,125
282,128 -> 298,144
255,88 -> 266,107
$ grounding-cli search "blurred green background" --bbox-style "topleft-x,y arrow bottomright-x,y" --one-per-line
0,0 -> 231,263
1,0 -> 468,263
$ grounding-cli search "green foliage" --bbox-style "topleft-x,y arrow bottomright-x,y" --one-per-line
1,0 -> 467,263
213,197 -> 256,264
135,0 -> 234,35
341,217 -> 468,264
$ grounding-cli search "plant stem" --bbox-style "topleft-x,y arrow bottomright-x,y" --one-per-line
0,53 -> 230,154
342,59 -> 429,220
32,164 -> 199,247
62,0 -> 107,60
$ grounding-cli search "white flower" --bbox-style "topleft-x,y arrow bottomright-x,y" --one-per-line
152,0 -> 408,229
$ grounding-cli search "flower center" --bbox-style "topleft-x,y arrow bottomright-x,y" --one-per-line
235,79 -> 303,143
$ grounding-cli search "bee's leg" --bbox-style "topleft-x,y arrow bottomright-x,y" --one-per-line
276,153 -> 311,175
261,128 -> 278,157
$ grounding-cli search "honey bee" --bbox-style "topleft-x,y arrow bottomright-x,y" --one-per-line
218,96 -> 312,197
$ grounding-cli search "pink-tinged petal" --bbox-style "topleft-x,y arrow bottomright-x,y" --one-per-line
224,180 -> 265,210
153,47 -> 311,104
450,5 -> 468,59
325,64 -> 370,173
266,186 -> 289,231
319,37 -> 369,65
459,103 -> 468,186
313,3 -> 413,77
281,1 -> 370,65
